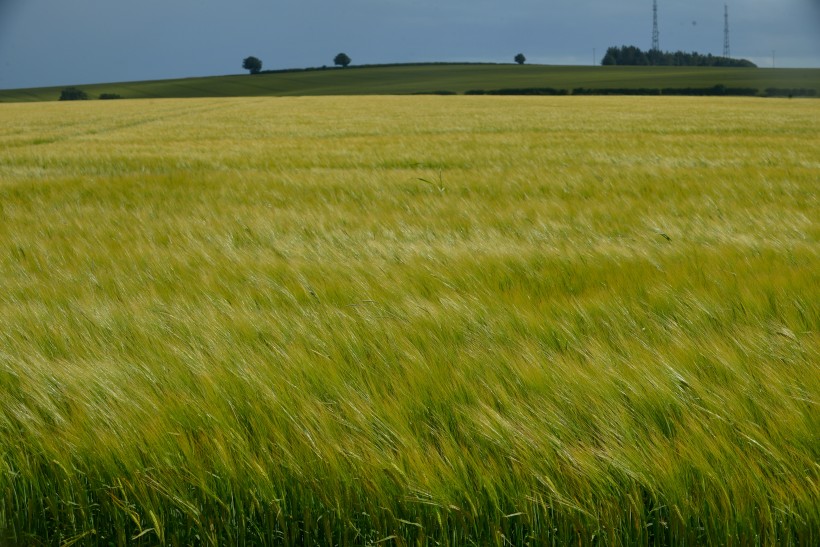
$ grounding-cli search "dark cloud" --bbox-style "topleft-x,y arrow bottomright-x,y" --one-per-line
0,0 -> 23,31
0,0 -> 817,89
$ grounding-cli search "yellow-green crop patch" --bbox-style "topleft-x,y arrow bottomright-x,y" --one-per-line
1,97 -> 818,544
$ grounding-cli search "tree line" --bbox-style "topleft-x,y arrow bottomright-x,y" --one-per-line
243,53 -> 351,74
242,53 -> 529,74
602,45 -> 756,68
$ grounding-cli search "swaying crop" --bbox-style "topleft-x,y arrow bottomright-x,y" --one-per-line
0,96 -> 818,545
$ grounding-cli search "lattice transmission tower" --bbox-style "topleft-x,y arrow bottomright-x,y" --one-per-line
723,4 -> 731,57
652,0 -> 660,51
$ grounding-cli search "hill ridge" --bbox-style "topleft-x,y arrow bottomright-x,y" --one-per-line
2,63 -> 819,102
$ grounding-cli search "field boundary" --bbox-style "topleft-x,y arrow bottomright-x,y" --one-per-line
2,63 -> 819,102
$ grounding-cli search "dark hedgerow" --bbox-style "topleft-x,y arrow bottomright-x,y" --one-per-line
465,88 -> 568,96
662,85 -> 757,96
572,87 -> 662,95
411,90 -> 458,95
764,88 -> 817,98
571,86 -> 760,97
59,87 -> 89,101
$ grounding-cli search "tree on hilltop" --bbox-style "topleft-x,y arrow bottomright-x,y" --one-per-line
514,53 -> 526,65
242,56 -> 263,74
601,45 -> 756,67
334,53 -> 351,68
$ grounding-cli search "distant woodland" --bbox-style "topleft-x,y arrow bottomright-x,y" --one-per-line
602,46 -> 757,68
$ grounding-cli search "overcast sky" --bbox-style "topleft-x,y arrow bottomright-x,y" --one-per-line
0,0 -> 818,89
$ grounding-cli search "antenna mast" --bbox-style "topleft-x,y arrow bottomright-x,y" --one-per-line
652,0 -> 660,51
723,4 -> 731,57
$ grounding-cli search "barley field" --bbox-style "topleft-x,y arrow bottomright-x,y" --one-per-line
0,96 -> 818,545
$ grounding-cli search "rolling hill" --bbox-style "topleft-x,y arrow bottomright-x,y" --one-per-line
1,63 -> 819,102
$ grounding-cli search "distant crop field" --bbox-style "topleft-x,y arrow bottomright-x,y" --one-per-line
2,64 -> 819,102
0,96 -> 818,545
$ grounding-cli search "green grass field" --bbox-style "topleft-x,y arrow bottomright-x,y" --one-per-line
1,96 -> 818,545
1,63 -> 820,101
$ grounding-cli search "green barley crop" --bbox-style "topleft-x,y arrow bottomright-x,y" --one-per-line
0,96 -> 818,545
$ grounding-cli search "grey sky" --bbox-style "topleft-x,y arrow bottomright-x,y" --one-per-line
0,0 -> 818,89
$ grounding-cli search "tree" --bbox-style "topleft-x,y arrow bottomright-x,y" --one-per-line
242,56 -> 263,74
514,53 -> 526,65
334,53 -> 351,68
59,87 -> 89,101
601,47 -> 618,65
